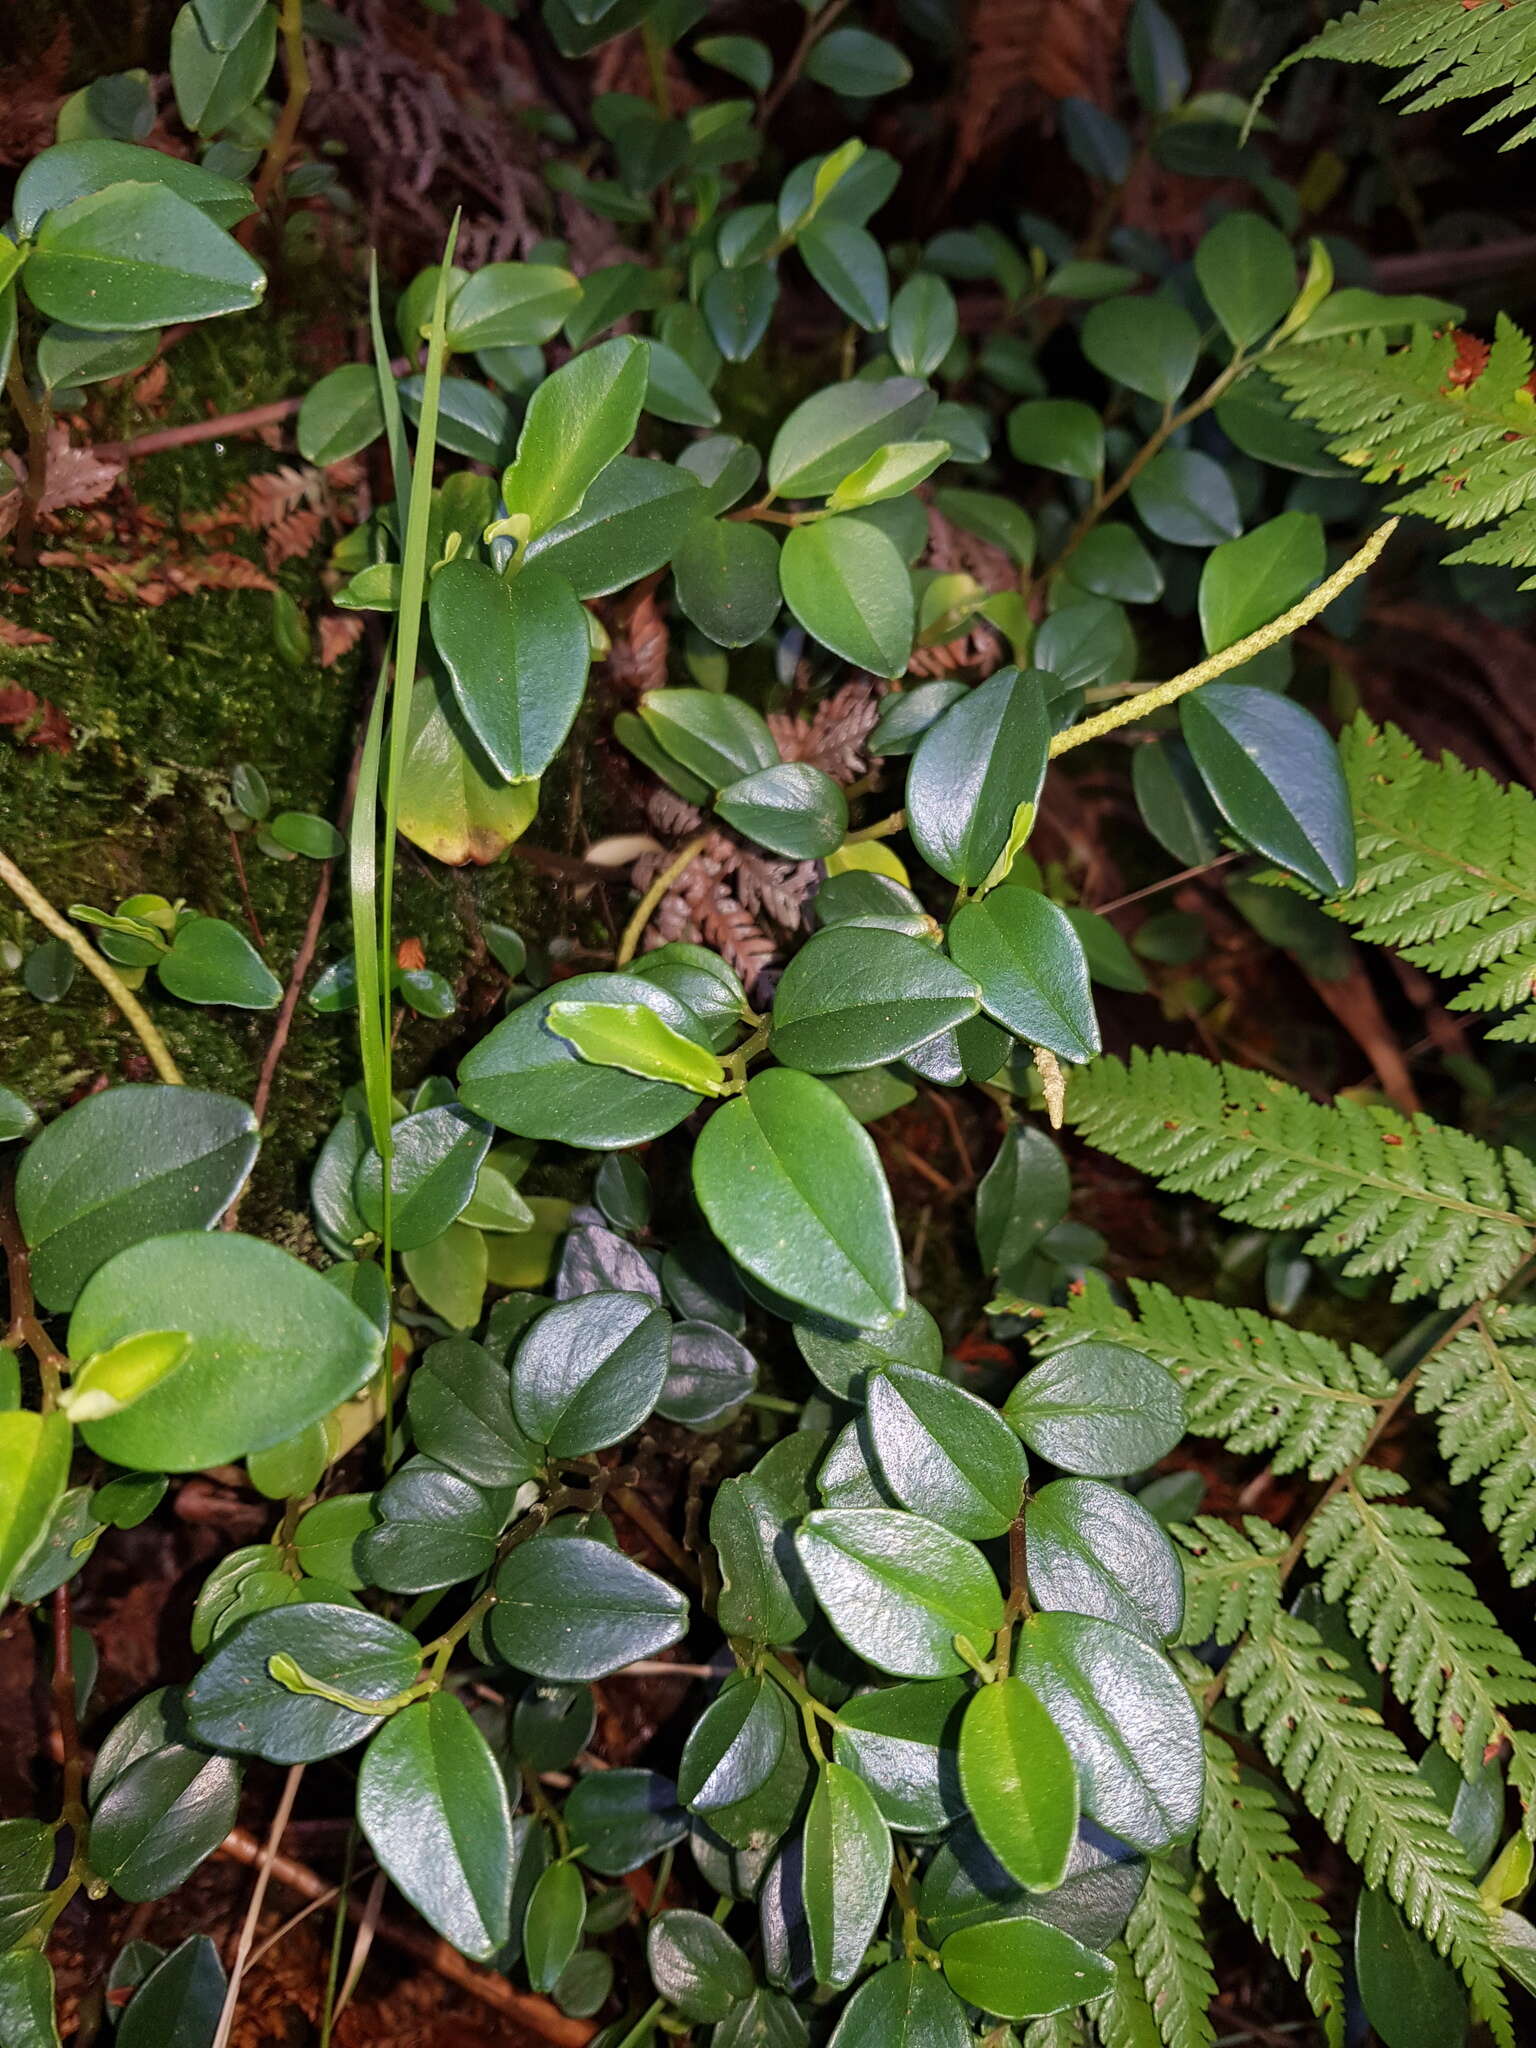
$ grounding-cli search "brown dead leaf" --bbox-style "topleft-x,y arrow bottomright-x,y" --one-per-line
265,506 -> 325,569
318,613 -> 367,668
0,618 -> 53,648
0,686 -> 72,755
36,425 -> 124,515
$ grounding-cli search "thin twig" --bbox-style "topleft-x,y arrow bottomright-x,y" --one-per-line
1092,852 -> 1240,917
227,830 -> 266,950
616,834 -> 711,965
212,1763 -> 304,2048
0,848 -> 184,1085
756,0 -> 853,126
216,1829 -> 596,2044
93,397 -> 302,464
611,1485 -> 701,1583
250,0 -> 311,215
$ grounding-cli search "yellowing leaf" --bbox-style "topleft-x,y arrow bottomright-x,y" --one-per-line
547,1002 -> 730,1096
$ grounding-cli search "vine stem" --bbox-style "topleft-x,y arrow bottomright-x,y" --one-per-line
0,848 -> 184,1084
1049,519 -> 1399,756
5,351 -> 51,564
250,0 -> 311,215
1053,351 -> 1252,573
839,519 -> 1399,852
756,0 -> 853,127
616,833 -> 711,965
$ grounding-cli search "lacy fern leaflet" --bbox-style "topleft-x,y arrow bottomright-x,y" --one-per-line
1068,1048 -> 1536,1306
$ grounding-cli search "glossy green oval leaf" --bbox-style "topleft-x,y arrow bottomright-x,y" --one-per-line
639,687 -> 778,788
1198,511 -> 1324,654
1081,295 -> 1200,405
906,666 -> 1051,887
678,1674 -> 793,1812
769,377 -> 936,498
673,517 -> 781,646
715,761 -> 848,860
795,1507 -> 1004,1678
116,1935 -> 224,2048
522,454 -> 703,599
647,1909 -> 756,2022
1026,1478 -> 1184,1644
524,1858 -> 586,1993
89,1741 -> 241,1903
185,1603 -> 422,1763
1195,210 -> 1296,350
1356,1882 -> 1469,2048
939,1914 -> 1113,2020
795,1299 -> 942,1399
500,334 -> 647,541
489,1533 -> 687,1681
712,1455 -> 821,1646
1129,447 -> 1241,548
866,1362 -> 1027,1538
171,0 -> 274,133
1004,1340 -> 1183,1476
14,139 -> 254,237
829,440 -> 950,513
1132,734 -> 1224,866
157,916 -> 281,1009
658,1319 -> 757,1428
833,1677 -> 968,1833
803,1760 -> 892,1990
16,1084 -> 258,1310
357,1693 -> 512,1960
297,362 -> 385,466
446,262 -> 581,351
692,1069 -> 906,1328
394,674 -> 540,865
460,972 -> 716,1147
780,514 -> 915,678
27,182 -> 265,332
976,1123 -> 1070,1285
354,1102 -> 491,1251
890,274 -> 959,381
407,1337 -> 537,1489
359,1462 -> 501,1594
958,1678 -> 1079,1893
701,261 -> 779,362
946,889 -> 1100,1063
1007,400 -> 1103,481
68,1232 -> 381,1471
429,556 -> 590,783
1012,1611 -> 1202,1852
510,1290 -> 670,1456
798,219 -> 890,332
771,926 -> 978,1075
1181,682 -> 1356,894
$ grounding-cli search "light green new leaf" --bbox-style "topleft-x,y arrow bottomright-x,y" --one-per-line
547,1001 -> 729,1095
829,440 -> 950,512
803,1762 -> 893,1990
958,1678 -> 1079,1891
0,1412 -> 72,1606
499,334 -> 648,541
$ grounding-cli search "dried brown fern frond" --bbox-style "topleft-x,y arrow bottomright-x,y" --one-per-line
949,0 -> 1132,192
608,589 -> 670,696
769,679 -> 879,784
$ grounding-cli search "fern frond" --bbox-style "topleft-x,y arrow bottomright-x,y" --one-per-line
1067,1049 -> 1536,1307
1267,317 -> 1536,584
1197,1732 -> 1345,2048
1172,1517 -> 1289,1648
1287,0 -> 1536,151
1226,1612 -> 1513,2043
1304,1466 -> 1536,1804
1317,719 -> 1536,1041
1036,1274 -> 1392,1478
1417,1301 -> 1536,1587
1022,2013 -> 1088,2048
1121,1854 -> 1216,2048
1088,1949 -> 1159,2048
